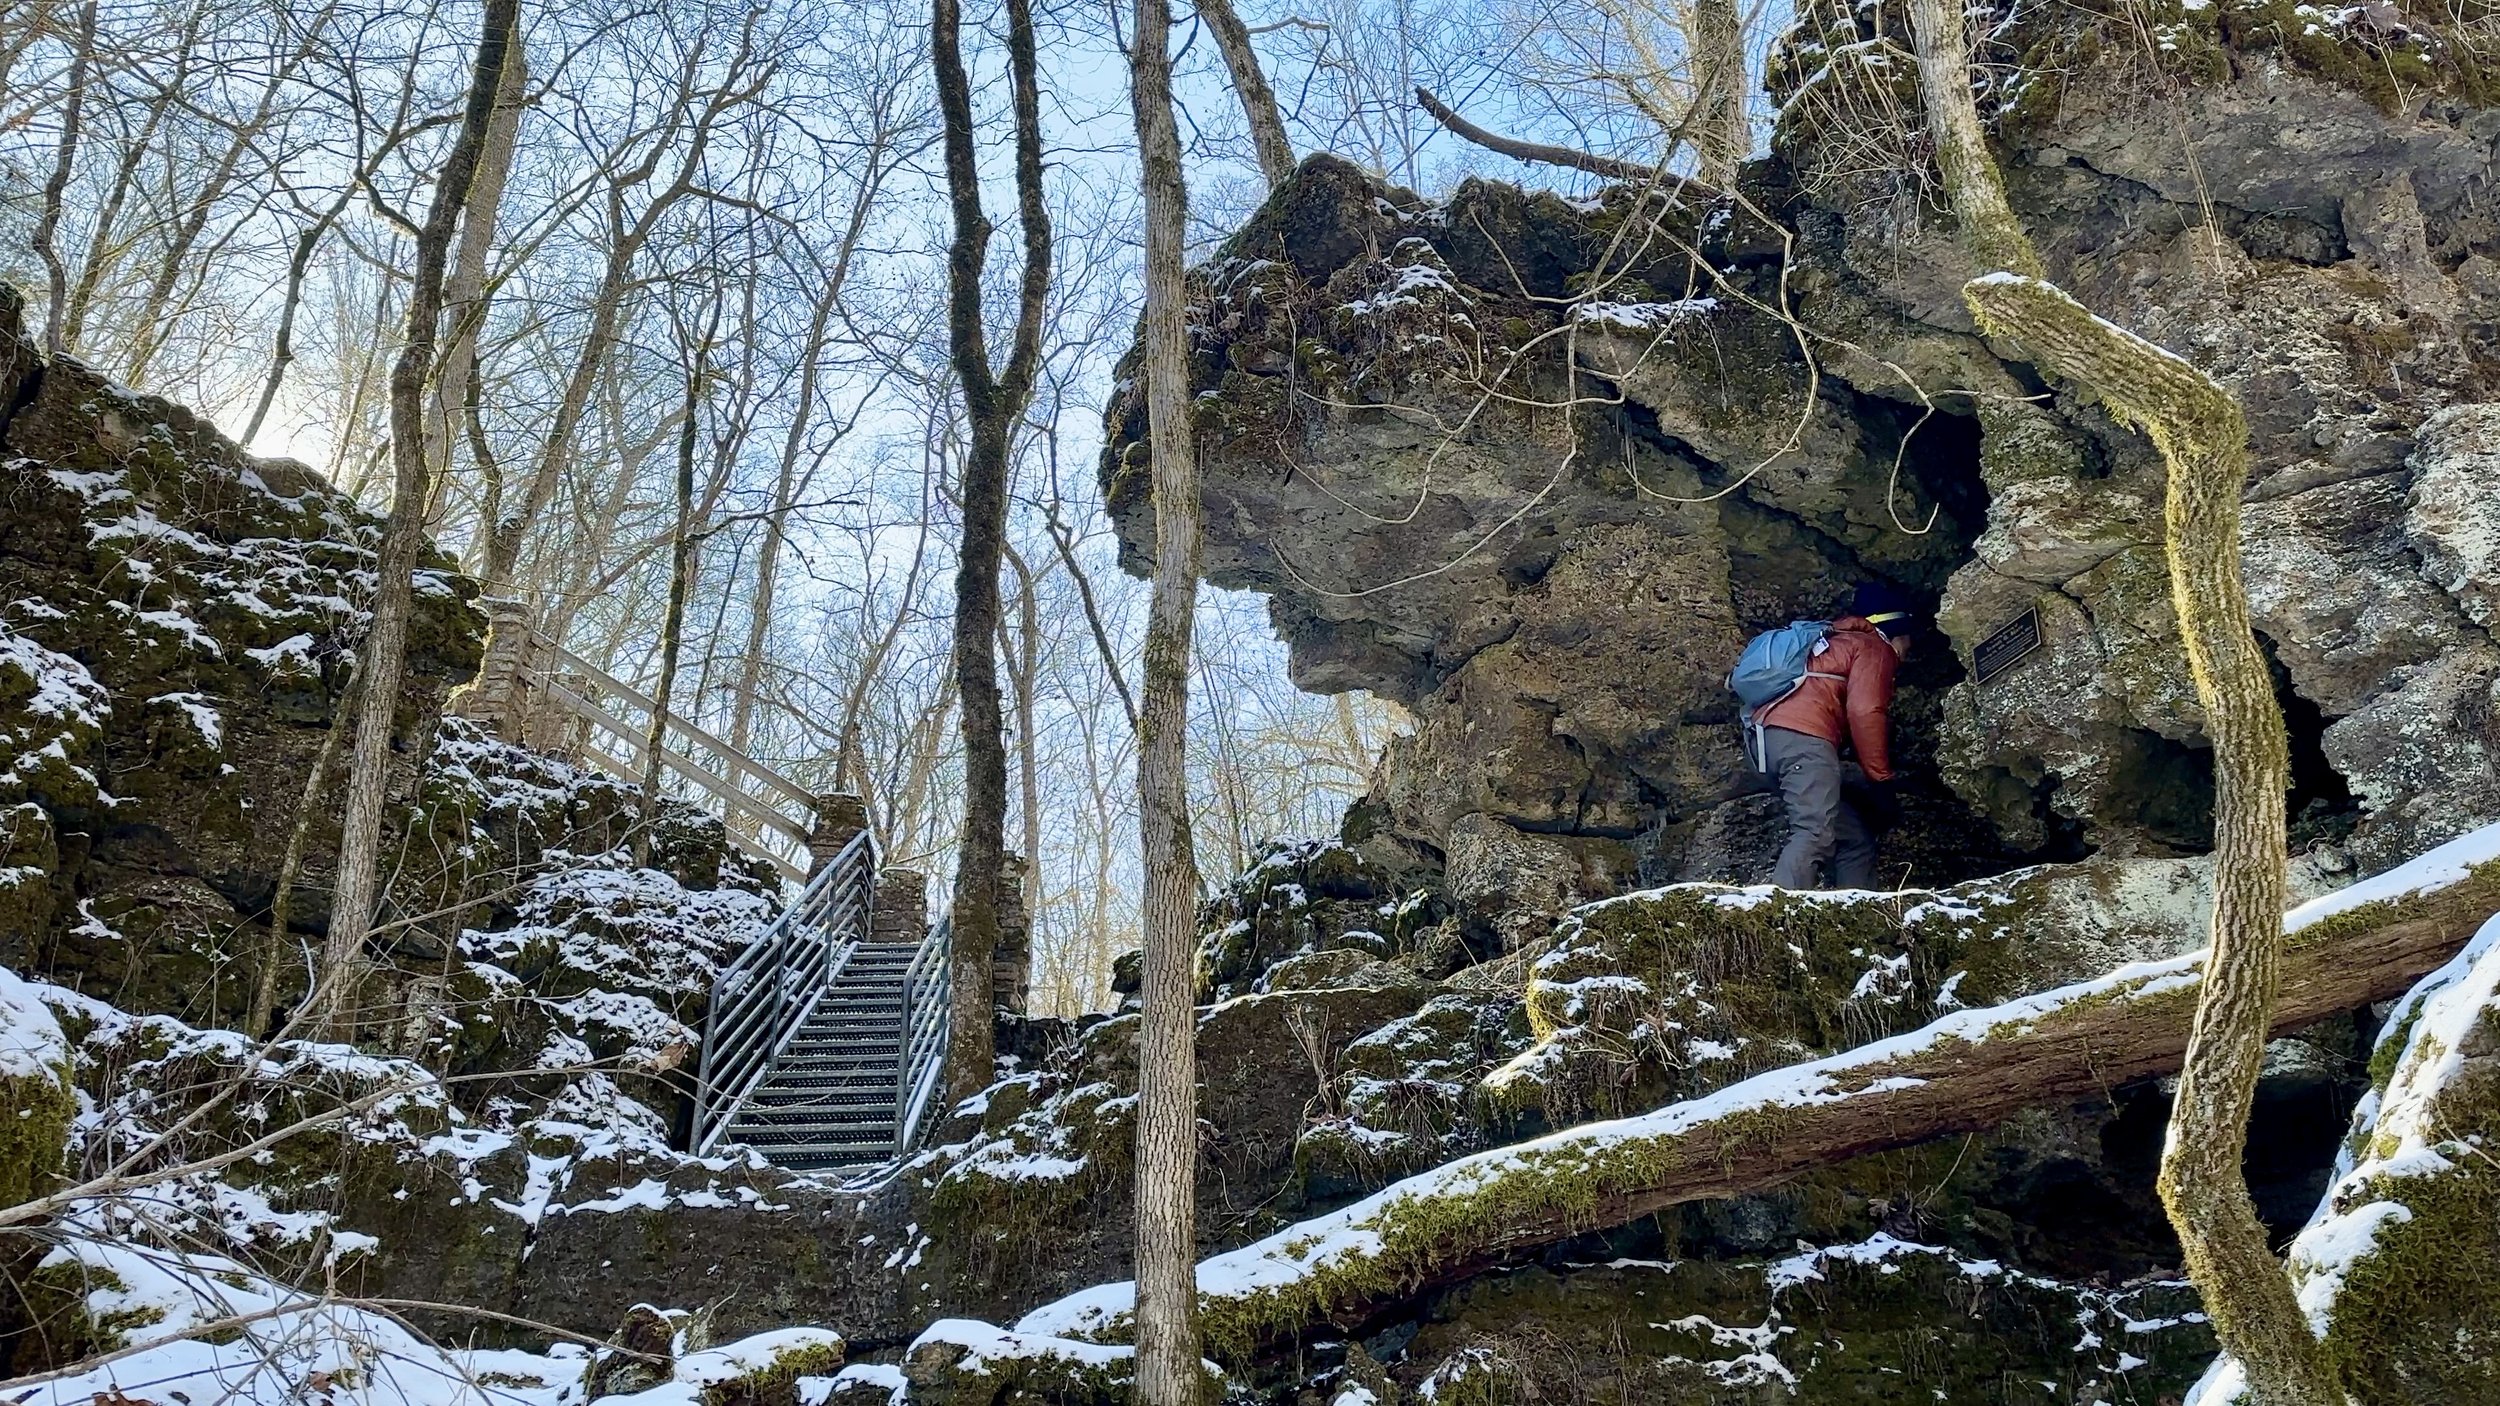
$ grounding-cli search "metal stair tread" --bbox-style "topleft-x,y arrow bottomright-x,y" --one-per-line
692,847 -> 949,1177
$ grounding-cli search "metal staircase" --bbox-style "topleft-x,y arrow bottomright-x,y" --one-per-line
480,616 -> 953,1172
690,830 -> 951,1173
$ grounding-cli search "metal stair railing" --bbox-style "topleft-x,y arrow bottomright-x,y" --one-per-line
691,828 -> 878,1154
527,636 -> 823,886
890,915 -> 952,1157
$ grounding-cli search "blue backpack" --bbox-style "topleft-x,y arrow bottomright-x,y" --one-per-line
1729,621 -> 1845,770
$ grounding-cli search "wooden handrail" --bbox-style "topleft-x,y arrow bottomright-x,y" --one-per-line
546,642 -> 820,815
542,681 -> 814,847
516,630 -> 825,886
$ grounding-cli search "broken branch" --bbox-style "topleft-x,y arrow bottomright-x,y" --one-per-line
1414,87 -> 1671,188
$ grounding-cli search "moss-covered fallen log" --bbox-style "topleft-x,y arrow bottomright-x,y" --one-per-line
1017,831 -> 2500,1363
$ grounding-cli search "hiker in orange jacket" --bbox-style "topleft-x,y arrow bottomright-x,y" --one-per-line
1756,583 -> 1918,889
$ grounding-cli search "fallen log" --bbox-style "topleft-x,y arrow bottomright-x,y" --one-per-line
1019,830 -> 2500,1363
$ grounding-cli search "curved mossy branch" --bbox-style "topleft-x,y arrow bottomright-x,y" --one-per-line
1902,0 -> 2328,1391
1015,850 -> 2500,1366
1958,273 -> 2336,1405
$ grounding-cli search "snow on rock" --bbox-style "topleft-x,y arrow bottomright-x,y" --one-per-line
1573,297 -> 1719,330
2283,818 -> 2500,935
1475,854 -> 2217,1135
0,622 -> 109,805
902,1317 -> 1216,1402
588,1327 -> 845,1406
2192,904 -> 2500,1404
21,1232 -> 586,1406
1018,824 -> 2500,1349
820,1363 -> 905,1405
0,960 -> 69,1081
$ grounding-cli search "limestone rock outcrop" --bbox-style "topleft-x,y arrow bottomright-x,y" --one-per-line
1101,7 -> 2500,897
0,285 -> 485,1027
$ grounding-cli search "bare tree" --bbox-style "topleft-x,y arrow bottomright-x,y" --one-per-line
30,0 -> 99,356
725,111 -> 910,753
425,37 -> 529,483
118,9 -> 332,386
636,302 -> 715,861
472,14 -> 770,608
931,0 -> 1050,1103
1131,0 -> 1205,1393
1686,0 -> 1747,184
311,0 -> 524,1036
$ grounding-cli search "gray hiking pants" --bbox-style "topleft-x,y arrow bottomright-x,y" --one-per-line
1761,726 -> 1879,890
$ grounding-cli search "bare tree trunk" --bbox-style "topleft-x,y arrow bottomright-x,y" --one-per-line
310,0 -> 522,1037
1005,543 -> 1045,894
31,0 -> 99,357
64,22 -> 195,353
427,40 -> 529,483
1132,0 -> 1205,1393
1904,1 -> 2332,1398
248,657 -> 358,1037
1904,0 -> 2042,279
329,267 -> 399,494
1042,502 -> 1138,730
535,363 -> 670,653
835,508 -> 933,794
1196,0 -> 1293,189
123,42 -> 311,386
636,333 -> 706,864
1687,0 -> 1748,187
474,23 -> 762,597
1415,86 -> 1666,185
729,281 -> 839,756
1965,276 -> 2326,1406
477,260 -> 628,592
933,0 -> 1050,1105
725,125 -> 897,753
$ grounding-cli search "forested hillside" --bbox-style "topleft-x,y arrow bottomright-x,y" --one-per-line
1,0 -> 2497,1402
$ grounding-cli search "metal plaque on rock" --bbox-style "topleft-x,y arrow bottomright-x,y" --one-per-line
1973,607 -> 2044,687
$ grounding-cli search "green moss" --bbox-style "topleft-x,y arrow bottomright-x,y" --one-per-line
0,1059 -> 75,1209
699,1339 -> 847,1406
1480,884 -> 1985,1128
2321,1159 -> 2500,1399
4,1258 -> 160,1374
1391,1251 -> 2212,1404
1998,0 -> 2491,134
924,1073 -> 1139,1290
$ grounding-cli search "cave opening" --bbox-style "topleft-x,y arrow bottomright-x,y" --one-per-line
1851,400 -> 2024,887
2095,728 -> 2219,855
2258,634 -> 2364,848
1863,395 -> 1992,595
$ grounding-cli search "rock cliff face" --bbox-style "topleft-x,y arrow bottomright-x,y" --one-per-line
1100,7 -> 2500,905
0,285 -> 485,1027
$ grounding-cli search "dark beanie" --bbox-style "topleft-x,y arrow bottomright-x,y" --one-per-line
1849,581 -> 1919,638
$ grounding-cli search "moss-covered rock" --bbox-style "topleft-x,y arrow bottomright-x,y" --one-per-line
0,966 -> 75,1209
1196,840 -> 1446,1001
905,1320 -> 1155,1406
2219,924 -> 2500,1402
1481,859 -> 2214,1125
0,284 -> 486,1032
586,1323 -> 846,1406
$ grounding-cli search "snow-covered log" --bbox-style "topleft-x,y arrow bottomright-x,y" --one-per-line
1016,826 -> 2500,1362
